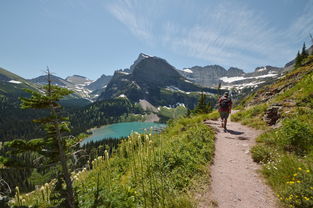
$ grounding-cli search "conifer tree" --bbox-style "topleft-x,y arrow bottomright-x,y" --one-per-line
1,69 -> 76,207
194,91 -> 212,114
301,42 -> 308,59
295,50 -> 302,68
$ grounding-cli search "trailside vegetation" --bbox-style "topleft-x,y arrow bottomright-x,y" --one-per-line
9,114 -> 215,208
232,54 -> 313,208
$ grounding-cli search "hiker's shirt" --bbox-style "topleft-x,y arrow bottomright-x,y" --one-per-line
218,96 -> 232,113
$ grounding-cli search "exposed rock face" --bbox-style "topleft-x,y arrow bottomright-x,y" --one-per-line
178,65 -> 283,92
86,74 -> 112,91
264,105 -> 282,125
66,75 -> 92,86
29,75 -> 72,86
98,54 -> 218,107
129,53 -> 151,72
179,65 -> 228,87
247,66 -> 282,77
29,74 -> 93,101
227,67 -> 245,77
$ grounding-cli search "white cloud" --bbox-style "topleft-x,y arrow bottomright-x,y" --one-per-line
286,1 -> 313,43
105,0 -> 163,41
162,2 -> 291,70
105,0 -> 313,71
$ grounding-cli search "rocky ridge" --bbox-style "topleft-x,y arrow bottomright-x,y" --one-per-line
178,65 -> 283,91
98,54 -> 219,108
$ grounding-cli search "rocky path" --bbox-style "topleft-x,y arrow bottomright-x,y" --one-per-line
197,118 -> 278,208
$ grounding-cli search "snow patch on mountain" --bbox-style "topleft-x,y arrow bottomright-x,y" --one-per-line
254,73 -> 278,78
256,67 -> 267,72
183,68 -> 193,73
220,73 -> 278,84
141,54 -> 150,58
221,81 -> 265,90
118,71 -> 130,75
118,94 -> 127,98
220,76 -> 247,83
8,80 -> 22,84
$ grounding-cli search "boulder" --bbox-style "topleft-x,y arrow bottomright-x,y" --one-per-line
264,105 -> 281,125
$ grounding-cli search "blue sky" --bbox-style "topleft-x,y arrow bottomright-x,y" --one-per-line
0,0 -> 313,80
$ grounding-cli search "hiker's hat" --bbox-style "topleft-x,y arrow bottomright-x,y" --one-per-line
224,92 -> 229,97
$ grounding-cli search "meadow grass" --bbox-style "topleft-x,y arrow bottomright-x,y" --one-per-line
10,114 -> 215,208
230,104 -> 268,130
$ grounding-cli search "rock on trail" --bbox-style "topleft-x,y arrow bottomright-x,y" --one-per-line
197,117 -> 278,208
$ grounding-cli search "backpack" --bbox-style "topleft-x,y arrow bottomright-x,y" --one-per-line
220,97 -> 231,109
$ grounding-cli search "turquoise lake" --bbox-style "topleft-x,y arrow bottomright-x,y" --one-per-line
81,122 -> 166,145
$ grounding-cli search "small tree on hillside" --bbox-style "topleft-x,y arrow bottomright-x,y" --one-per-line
1,69 -> 77,207
310,33 -> 313,55
295,51 -> 302,68
301,42 -> 308,59
193,91 -> 212,114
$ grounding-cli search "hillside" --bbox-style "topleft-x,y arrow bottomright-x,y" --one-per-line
0,68 -> 47,141
8,114 -> 216,208
29,74 -> 95,101
0,67 -> 94,141
231,54 -> 313,208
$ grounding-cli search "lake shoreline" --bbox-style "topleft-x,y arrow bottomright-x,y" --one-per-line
80,121 -> 166,145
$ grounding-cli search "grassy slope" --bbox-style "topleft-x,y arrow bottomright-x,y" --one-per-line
11,114 -> 215,208
0,67 -> 38,95
231,55 -> 313,208
232,55 -> 313,129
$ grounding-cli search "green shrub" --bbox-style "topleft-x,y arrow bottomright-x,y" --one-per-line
277,118 -> 313,156
255,130 -> 277,146
206,110 -> 220,121
251,145 -> 277,164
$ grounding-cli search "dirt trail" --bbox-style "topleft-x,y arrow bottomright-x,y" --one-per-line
198,117 -> 278,208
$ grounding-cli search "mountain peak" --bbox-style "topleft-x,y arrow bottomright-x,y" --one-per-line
130,53 -> 152,71
65,75 -> 93,86
227,67 -> 245,77
70,74 -> 87,79
139,53 -> 151,59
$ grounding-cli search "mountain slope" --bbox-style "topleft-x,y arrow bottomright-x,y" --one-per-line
0,68 -> 91,141
178,65 -> 283,90
0,67 -> 38,96
98,54 -> 219,108
86,74 -> 112,91
0,67 -> 46,141
29,74 -> 94,101
65,75 -> 93,86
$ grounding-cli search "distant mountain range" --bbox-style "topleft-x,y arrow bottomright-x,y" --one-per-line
1,48 -> 309,141
1,52 -> 291,106
178,65 -> 283,91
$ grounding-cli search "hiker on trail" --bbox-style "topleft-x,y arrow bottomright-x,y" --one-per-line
218,92 -> 232,131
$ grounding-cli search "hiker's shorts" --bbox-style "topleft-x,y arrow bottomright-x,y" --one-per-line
219,111 -> 229,119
